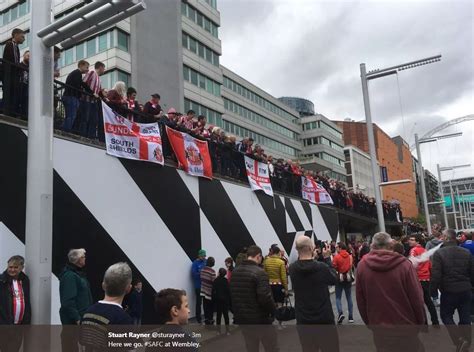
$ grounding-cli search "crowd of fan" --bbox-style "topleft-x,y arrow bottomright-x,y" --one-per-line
1,31 -> 403,223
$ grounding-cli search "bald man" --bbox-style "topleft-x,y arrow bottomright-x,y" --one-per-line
289,236 -> 339,352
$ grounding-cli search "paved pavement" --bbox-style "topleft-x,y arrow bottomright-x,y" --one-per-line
136,285 -> 461,352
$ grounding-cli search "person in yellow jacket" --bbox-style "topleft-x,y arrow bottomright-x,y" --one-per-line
263,246 -> 288,307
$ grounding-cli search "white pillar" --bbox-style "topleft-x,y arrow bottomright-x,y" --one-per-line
25,0 -> 53,325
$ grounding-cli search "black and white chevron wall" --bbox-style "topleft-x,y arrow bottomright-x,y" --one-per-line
0,122 -> 340,324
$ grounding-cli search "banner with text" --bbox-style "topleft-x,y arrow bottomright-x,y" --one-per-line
245,156 -> 273,197
301,176 -> 333,205
166,126 -> 213,179
102,103 -> 164,165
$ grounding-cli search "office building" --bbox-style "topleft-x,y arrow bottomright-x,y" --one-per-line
278,97 -> 346,181
1,0 -> 305,160
344,145 -> 379,198
335,120 -> 418,218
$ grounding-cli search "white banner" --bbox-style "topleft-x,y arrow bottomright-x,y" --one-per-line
245,156 -> 273,197
301,176 -> 333,204
102,102 -> 164,165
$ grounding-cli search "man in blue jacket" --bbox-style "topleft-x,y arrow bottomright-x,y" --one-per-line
461,232 -> 474,256
191,249 -> 207,324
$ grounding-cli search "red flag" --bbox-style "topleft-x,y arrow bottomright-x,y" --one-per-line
166,126 -> 213,179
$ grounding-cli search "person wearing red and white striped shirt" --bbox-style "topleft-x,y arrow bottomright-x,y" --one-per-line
79,61 -> 106,139
0,255 -> 31,352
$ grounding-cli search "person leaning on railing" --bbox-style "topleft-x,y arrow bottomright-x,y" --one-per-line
1,28 -> 26,117
62,60 -> 92,133
80,61 -> 106,139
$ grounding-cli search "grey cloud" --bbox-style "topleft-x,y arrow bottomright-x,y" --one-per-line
218,0 -> 474,178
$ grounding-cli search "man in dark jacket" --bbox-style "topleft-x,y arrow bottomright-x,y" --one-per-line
1,28 -> 25,116
289,236 -> 339,352
125,278 -> 143,325
59,248 -> 93,352
0,255 -> 31,352
62,60 -> 91,133
431,229 -> 473,352
230,245 -> 277,352
356,232 -> 425,352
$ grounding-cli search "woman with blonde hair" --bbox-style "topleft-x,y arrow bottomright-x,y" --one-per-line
106,81 -> 127,112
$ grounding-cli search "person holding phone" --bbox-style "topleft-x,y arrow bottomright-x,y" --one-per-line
290,236 -> 339,352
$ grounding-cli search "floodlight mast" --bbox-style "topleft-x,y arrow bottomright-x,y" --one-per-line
360,54 -> 441,233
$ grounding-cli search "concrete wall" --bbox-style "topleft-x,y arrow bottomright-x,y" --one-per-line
0,120 -> 341,323
131,0 -> 184,112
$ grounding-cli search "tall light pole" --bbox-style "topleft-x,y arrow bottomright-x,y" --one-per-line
360,55 -> 441,233
414,132 -> 461,235
436,164 -> 449,228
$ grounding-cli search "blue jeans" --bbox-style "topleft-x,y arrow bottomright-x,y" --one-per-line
79,100 -> 98,139
335,281 -> 353,318
62,96 -> 80,132
440,290 -> 471,346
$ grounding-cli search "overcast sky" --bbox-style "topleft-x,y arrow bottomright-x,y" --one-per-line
218,0 -> 474,181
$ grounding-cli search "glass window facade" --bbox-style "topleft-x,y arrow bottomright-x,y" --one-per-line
100,70 -> 130,90
302,120 -> 342,139
184,98 -> 223,127
117,30 -> 129,51
223,98 -> 298,140
183,65 -> 221,97
223,76 -> 298,123
0,0 -> 30,26
302,152 -> 344,167
75,43 -> 85,60
303,137 -> 344,152
57,29 -> 130,68
181,2 -> 219,38
182,32 -> 220,67
222,120 -> 298,157
98,33 -> 108,52
203,0 -> 217,9
64,47 -> 74,66
86,38 -> 96,57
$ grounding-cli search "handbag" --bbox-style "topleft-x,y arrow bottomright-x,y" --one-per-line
275,296 -> 296,322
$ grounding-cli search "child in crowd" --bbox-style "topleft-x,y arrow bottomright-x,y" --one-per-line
212,268 -> 232,334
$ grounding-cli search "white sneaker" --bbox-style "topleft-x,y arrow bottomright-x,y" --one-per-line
348,318 -> 354,323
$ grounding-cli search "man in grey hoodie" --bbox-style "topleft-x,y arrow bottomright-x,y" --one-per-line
425,231 -> 445,251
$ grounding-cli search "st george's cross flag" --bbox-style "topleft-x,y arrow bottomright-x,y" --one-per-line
301,176 -> 333,205
102,102 -> 164,164
166,126 -> 213,179
245,156 -> 273,197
